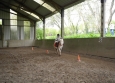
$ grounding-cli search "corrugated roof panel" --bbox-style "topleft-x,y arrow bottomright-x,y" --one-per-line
10,0 -> 19,7
36,7 -> 51,16
53,0 -> 84,8
33,0 -> 44,5
24,0 -> 39,9
53,0 -> 75,7
34,0 -> 55,12
42,3 -> 55,12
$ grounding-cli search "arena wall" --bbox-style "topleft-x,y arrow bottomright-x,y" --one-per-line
6,38 -> 115,58
8,40 -> 36,47
35,38 -> 115,59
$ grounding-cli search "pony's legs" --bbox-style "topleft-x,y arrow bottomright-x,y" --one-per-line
58,46 -> 62,56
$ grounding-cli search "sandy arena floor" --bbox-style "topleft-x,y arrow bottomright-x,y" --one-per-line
0,47 -> 115,83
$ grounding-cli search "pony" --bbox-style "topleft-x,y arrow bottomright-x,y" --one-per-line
54,38 -> 64,56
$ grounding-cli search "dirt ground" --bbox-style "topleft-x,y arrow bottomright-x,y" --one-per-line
0,47 -> 115,83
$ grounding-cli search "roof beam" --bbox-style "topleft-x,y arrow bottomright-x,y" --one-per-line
14,0 -> 44,20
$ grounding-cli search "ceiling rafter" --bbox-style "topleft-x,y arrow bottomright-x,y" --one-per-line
14,0 -> 44,20
0,1 -> 35,22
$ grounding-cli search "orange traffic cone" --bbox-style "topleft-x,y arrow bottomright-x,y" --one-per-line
32,47 -> 34,50
46,50 -> 49,54
77,55 -> 81,61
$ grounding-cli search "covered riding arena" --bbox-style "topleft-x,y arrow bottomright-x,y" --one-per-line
0,0 -> 115,83
0,47 -> 115,83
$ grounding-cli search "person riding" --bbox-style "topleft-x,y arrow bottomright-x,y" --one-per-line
54,34 -> 61,48
54,34 -> 64,56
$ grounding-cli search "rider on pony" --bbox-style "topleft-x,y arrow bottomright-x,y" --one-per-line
54,34 -> 61,48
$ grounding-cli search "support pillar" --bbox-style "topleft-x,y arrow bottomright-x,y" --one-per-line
2,20 -> 4,48
43,18 -> 45,39
34,22 -> 36,40
61,9 -> 64,38
100,0 -> 106,37
21,26 -> 24,40
29,21 -> 35,40
17,26 -> 21,40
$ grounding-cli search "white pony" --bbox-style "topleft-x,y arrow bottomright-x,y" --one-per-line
54,38 -> 64,56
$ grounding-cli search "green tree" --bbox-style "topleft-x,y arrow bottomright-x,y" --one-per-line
36,28 -> 43,40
